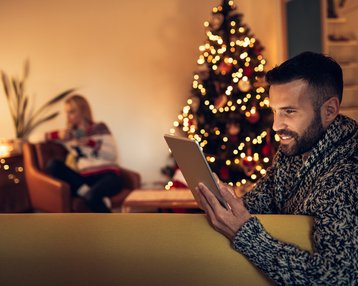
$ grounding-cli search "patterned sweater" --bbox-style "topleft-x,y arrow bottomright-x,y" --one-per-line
233,115 -> 358,285
46,122 -> 120,176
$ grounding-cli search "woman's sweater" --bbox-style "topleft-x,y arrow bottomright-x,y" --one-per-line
46,122 -> 120,176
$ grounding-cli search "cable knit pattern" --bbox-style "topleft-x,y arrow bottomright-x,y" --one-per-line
232,115 -> 358,285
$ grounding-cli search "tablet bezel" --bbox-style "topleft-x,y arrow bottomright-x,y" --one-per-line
164,134 -> 228,209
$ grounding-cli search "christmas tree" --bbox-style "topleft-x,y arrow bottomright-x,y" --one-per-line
164,0 -> 278,190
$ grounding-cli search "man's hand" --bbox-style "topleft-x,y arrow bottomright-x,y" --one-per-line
194,176 -> 251,241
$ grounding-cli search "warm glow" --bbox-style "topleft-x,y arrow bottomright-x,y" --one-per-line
0,144 -> 11,158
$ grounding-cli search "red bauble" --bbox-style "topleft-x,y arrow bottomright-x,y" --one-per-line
215,94 -> 228,109
211,13 -> 224,30
218,60 -> 232,75
172,181 -> 188,189
242,157 -> 256,167
243,66 -> 254,77
241,157 -> 257,176
247,112 -> 260,124
171,169 -> 188,189
238,79 -> 251,92
226,122 -> 240,136
262,143 -> 272,157
219,166 -> 229,181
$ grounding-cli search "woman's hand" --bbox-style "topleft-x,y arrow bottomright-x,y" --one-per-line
59,129 -> 72,140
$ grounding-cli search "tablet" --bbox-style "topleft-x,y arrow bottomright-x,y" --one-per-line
164,134 -> 228,209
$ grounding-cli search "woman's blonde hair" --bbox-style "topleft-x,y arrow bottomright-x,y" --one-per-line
65,94 -> 94,124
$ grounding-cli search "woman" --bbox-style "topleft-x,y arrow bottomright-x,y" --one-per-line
45,94 -> 122,212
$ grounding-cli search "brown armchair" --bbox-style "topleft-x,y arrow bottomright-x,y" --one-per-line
23,142 -> 141,212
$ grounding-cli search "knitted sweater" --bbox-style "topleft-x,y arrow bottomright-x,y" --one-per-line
46,122 -> 120,176
233,115 -> 358,285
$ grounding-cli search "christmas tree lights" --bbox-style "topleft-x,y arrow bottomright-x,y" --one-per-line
165,0 -> 279,190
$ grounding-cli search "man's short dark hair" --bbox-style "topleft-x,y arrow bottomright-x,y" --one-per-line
266,51 -> 343,109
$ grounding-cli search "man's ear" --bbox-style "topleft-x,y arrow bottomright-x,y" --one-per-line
321,97 -> 339,128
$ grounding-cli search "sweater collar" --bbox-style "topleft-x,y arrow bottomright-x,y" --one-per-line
276,114 -> 357,165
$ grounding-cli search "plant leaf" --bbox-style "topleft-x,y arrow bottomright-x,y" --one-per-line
18,96 -> 28,136
12,78 -> 20,100
23,59 -> 30,80
29,88 -> 75,122
22,111 -> 60,138
46,88 -> 76,106
1,71 -> 17,123
1,71 -> 11,98
11,78 -> 21,131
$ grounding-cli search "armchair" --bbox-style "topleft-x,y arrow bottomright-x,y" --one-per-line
23,142 -> 141,212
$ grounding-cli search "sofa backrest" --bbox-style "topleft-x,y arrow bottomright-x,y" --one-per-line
0,213 -> 313,286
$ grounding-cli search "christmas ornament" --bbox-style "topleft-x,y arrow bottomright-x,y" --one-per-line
262,129 -> 273,157
253,76 -> 266,88
262,143 -> 272,157
215,94 -> 228,109
214,81 -> 223,94
226,122 -> 240,136
241,156 -> 257,176
190,97 -> 200,112
171,169 -> 188,189
188,117 -> 197,130
197,63 -> 210,80
246,110 -> 260,124
238,79 -> 251,92
218,60 -> 232,75
240,145 -> 257,176
211,13 -> 224,30
243,66 -> 254,77
219,165 -> 229,181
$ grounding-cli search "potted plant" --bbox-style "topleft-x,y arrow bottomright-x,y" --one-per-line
1,60 -> 75,154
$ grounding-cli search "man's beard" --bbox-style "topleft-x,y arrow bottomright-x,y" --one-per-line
277,112 -> 325,156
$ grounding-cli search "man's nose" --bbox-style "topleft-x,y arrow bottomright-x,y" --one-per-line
272,114 -> 286,132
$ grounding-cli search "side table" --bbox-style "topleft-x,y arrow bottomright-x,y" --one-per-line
119,188 -> 199,213
0,154 -> 31,212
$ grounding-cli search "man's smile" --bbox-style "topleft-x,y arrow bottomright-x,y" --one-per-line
278,134 -> 294,144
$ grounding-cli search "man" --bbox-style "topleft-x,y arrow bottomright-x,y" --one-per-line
195,52 -> 357,285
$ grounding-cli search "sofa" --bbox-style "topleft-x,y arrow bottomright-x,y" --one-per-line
0,213 -> 313,286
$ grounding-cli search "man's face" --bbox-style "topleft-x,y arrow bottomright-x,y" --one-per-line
269,79 -> 325,156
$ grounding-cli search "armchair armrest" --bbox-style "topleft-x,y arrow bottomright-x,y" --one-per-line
120,167 -> 141,190
27,169 -> 72,212
23,143 -> 72,212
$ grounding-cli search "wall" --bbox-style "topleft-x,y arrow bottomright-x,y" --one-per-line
286,0 -> 322,58
0,0 -> 285,186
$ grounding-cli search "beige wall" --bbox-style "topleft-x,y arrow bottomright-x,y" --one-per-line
0,0 -> 285,185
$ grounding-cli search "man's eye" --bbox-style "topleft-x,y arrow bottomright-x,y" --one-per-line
285,109 -> 295,114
